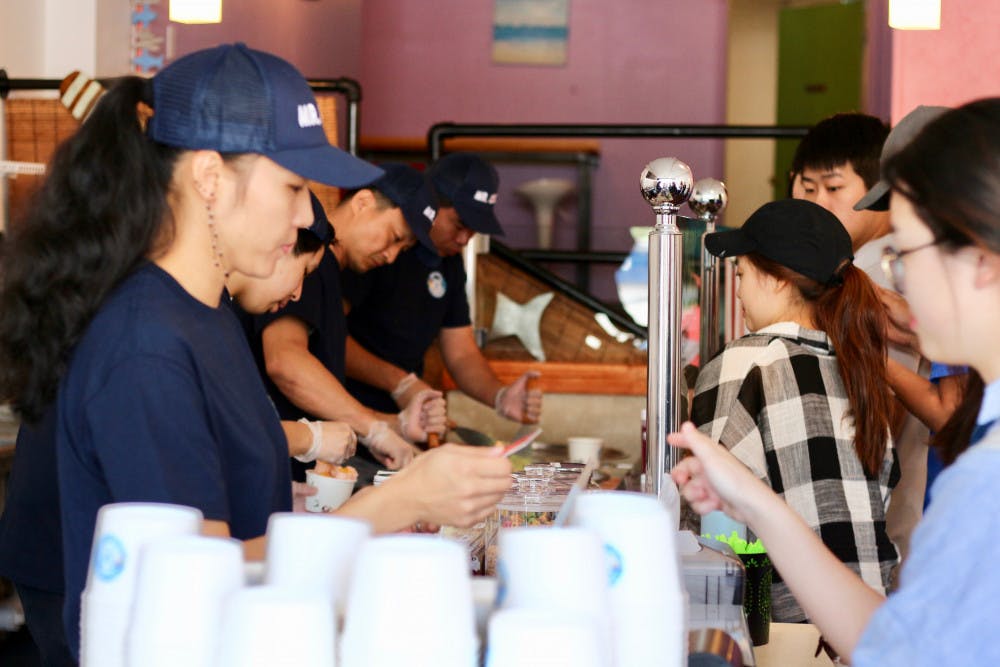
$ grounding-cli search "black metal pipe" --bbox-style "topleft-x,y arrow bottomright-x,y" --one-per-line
427,122 -> 812,160
517,249 -> 627,264
490,240 -> 646,338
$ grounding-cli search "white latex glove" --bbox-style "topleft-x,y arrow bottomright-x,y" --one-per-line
359,420 -> 415,470
293,419 -> 357,464
398,389 -> 447,443
494,371 -> 543,422
390,372 -> 434,410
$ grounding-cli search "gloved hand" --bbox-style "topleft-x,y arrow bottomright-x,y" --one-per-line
390,372 -> 435,410
398,389 -> 447,443
494,371 -> 543,423
359,420 -> 416,470
293,419 -> 357,464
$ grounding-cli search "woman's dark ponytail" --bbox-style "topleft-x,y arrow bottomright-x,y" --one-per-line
813,265 -> 893,476
746,254 -> 892,476
0,76 -> 180,422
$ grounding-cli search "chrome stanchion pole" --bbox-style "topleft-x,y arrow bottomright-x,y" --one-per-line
640,158 -> 693,497
689,178 -> 728,366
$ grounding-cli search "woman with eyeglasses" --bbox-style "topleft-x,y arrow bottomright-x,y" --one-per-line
691,197 -> 898,623
674,98 -> 1000,665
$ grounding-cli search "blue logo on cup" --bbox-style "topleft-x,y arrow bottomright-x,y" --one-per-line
604,543 -> 623,587
496,560 -> 509,607
93,535 -> 126,582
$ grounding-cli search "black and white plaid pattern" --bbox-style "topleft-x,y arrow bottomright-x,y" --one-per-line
692,322 -> 900,622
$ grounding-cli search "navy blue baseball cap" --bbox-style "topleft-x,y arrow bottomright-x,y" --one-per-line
307,191 -> 334,244
705,199 -> 853,286
428,152 -> 504,236
148,43 -> 383,188
371,163 -> 440,266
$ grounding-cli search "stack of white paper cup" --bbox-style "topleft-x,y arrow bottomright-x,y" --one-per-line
264,512 -> 371,616
570,491 -> 687,667
485,608 -> 605,667
340,535 -> 477,667
496,527 -> 612,666
80,502 -> 202,667
125,535 -> 243,667
217,585 -> 336,667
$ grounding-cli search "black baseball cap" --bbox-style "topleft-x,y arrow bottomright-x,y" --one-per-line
705,199 -> 853,286
371,163 -> 439,263
428,152 -> 504,236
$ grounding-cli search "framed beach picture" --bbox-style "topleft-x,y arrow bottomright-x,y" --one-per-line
492,0 -> 570,66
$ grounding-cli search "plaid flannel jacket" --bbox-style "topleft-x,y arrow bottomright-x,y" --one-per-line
692,322 -> 900,622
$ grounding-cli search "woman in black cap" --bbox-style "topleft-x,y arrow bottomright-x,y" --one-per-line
0,44 -> 510,662
674,98 -> 1000,665
691,197 -> 898,623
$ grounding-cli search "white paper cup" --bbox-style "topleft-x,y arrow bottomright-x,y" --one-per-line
340,535 -> 477,667
567,436 -> 603,463
485,608 -> 606,667
125,535 -> 243,667
80,502 -> 202,667
496,527 -> 612,664
304,470 -> 355,512
264,512 -> 371,614
217,586 -> 336,667
569,491 -> 687,667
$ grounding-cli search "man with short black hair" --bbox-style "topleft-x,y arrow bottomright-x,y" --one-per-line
343,153 -> 542,446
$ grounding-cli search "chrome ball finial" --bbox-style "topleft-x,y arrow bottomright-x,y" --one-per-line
639,158 -> 694,213
688,178 -> 728,222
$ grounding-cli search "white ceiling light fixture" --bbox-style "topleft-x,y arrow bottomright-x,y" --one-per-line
888,0 -> 941,30
169,0 -> 223,24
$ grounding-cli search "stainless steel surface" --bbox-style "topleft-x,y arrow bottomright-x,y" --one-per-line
639,158 -> 693,498
689,628 -> 745,667
689,178 -> 729,366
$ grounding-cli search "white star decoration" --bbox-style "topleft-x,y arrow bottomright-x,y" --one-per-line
489,291 -> 554,361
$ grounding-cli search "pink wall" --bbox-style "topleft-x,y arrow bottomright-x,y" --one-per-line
360,0 -> 729,299
890,0 -> 1000,122
171,0 -> 361,79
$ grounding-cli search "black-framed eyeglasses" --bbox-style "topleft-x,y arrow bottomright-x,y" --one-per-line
881,239 -> 942,293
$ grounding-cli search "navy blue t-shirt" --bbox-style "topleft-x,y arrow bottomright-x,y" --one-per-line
254,248 -> 347,421
343,250 -> 470,413
0,407 -> 63,593
57,263 -> 291,656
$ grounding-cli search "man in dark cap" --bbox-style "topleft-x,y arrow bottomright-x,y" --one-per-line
343,153 -> 543,443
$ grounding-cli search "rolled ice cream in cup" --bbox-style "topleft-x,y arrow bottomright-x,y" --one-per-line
304,462 -> 358,512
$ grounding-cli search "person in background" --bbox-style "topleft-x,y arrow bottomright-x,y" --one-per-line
0,44 -> 510,662
691,199 -> 898,622
254,164 -> 447,483
850,105 -> 977,508
227,211 -> 356,467
672,98 -> 1000,666
343,153 -> 542,460
790,111 -> 927,564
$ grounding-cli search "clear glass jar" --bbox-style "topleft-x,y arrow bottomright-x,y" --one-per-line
483,473 -> 568,576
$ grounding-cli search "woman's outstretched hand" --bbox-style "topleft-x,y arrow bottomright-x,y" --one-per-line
668,422 -> 771,525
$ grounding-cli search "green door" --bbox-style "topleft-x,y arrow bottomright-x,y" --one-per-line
773,1 -> 866,200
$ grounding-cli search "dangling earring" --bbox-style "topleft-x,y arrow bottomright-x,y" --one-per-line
205,195 -> 230,281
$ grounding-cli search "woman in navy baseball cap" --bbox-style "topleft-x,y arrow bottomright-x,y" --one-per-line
0,44 -> 511,661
